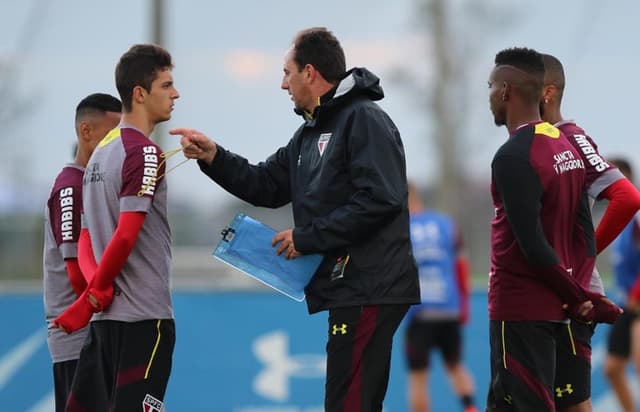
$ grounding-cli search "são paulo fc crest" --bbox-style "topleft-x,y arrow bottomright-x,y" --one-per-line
142,394 -> 163,412
317,133 -> 332,156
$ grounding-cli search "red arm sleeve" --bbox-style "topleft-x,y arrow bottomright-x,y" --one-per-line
596,178 -> 640,253
64,259 -> 87,297
629,276 -> 640,302
455,256 -> 471,324
78,228 -> 97,283
90,211 -> 146,295
53,211 -> 146,333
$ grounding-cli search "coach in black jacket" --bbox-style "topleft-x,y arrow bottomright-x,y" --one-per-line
172,27 -> 419,412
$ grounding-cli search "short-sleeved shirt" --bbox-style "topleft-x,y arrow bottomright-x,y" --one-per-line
557,121 -> 624,200
43,163 -> 89,363
407,210 -> 461,320
83,126 -> 173,322
488,121 -> 594,321
557,120 -> 625,294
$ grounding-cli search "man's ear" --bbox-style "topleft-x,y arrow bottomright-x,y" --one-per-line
304,64 -> 315,82
542,85 -> 554,104
132,85 -> 146,104
78,121 -> 91,142
501,81 -> 510,101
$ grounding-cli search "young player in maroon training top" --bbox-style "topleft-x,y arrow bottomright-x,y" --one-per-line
43,93 -> 121,412
485,47 -> 621,412
540,53 -> 640,412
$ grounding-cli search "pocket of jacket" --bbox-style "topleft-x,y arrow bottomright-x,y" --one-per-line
329,254 -> 350,281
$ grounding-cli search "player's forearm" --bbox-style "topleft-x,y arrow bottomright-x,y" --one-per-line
596,178 -> 640,253
64,259 -> 87,297
537,263 -> 589,305
197,145 -> 291,208
455,256 -> 471,295
78,228 -> 97,282
91,211 -> 145,290
293,191 -> 401,254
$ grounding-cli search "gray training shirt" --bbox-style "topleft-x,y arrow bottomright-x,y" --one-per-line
43,163 -> 89,363
83,126 -> 173,322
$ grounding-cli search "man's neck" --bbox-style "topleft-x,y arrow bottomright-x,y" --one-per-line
122,112 -> 155,137
74,147 -> 90,168
542,107 -> 563,126
304,82 -> 336,113
506,107 -> 541,135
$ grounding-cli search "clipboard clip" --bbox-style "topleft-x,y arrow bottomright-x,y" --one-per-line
221,227 -> 236,242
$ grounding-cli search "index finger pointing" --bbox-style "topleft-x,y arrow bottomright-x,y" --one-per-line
168,128 -> 196,136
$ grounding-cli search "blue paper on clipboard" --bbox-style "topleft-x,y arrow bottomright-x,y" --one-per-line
212,213 -> 323,301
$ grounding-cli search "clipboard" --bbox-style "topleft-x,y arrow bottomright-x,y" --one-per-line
212,213 -> 323,301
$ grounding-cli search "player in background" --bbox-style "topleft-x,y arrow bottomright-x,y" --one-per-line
603,158 -> 640,412
54,44 -> 179,412
540,53 -> 640,412
403,183 -> 478,412
42,93 -> 121,411
486,47 -> 621,412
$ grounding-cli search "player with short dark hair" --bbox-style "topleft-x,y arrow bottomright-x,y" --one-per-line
540,54 -> 640,256
115,44 -> 173,113
171,27 -> 420,411
43,92 -> 121,411
485,47 -> 621,412
54,44 -> 179,412
539,53 -> 640,412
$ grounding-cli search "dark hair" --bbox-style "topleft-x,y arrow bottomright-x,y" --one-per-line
541,53 -> 565,99
115,44 -> 173,112
609,157 -> 633,180
292,27 -> 346,83
495,47 -> 545,103
75,93 -> 122,124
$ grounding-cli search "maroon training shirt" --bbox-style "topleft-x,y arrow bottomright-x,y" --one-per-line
488,121 -> 594,321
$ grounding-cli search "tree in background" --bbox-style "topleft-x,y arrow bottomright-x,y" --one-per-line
392,0 -> 510,278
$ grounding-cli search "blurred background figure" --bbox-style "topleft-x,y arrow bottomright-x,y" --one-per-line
604,158 -> 640,412
403,182 -> 478,412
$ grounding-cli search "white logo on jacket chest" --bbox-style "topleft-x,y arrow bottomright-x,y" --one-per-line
317,133 -> 332,156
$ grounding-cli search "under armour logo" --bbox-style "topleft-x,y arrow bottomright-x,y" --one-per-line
253,330 -> 325,401
503,395 -> 512,405
332,323 -> 347,335
555,384 -> 574,398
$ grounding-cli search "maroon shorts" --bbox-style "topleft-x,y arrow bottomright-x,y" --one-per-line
487,320 -> 562,412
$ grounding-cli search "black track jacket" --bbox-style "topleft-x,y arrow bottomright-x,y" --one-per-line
198,67 -> 420,313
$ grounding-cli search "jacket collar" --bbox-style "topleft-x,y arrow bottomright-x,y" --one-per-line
295,67 -> 384,124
